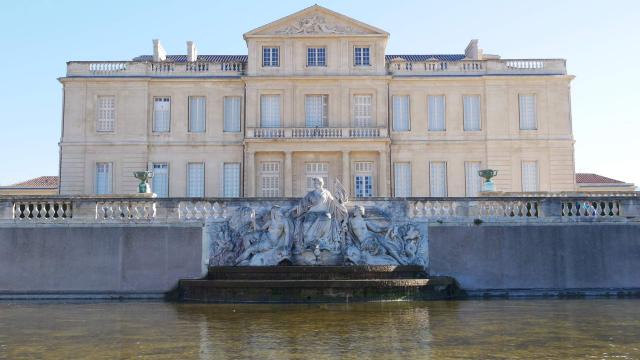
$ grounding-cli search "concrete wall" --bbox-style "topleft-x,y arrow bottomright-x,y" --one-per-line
429,224 -> 640,292
0,225 -> 206,297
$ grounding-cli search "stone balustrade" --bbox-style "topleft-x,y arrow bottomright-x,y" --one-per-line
246,127 -> 388,139
67,61 -> 245,77
387,59 -> 566,76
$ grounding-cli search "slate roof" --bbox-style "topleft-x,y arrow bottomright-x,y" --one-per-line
131,54 -> 466,63
4,176 -> 59,189
575,173 -> 626,184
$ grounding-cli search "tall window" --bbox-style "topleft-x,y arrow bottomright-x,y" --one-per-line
96,96 -> 115,132
428,95 -> 446,131
262,47 -> 279,67
392,95 -> 410,131
224,96 -> 241,132
354,161 -> 373,198
260,95 -> 281,128
95,162 -> 112,195
354,47 -> 370,66
223,163 -> 241,197
187,162 -> 205,197
519,94 -> 537,130
353,95 -> 372,127
394,162 -> 411,197
305,95 -> 328,127
521,161 -> 538,192
188,96 -> 206,133
153,97 -> 170,132
305,162 -> 329,192
260,162 -> 280,197
463,95 -> 481,131
307,47 -> 326,66
152,163 -> 169,197
464,161 -> 482,197
429,162 -> 447,197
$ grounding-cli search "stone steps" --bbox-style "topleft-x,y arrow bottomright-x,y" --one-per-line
207,265 -> 426,280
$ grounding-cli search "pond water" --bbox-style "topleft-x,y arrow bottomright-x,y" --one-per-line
1,300 -> 639,359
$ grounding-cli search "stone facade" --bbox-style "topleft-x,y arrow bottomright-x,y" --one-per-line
58,5 -> 576,197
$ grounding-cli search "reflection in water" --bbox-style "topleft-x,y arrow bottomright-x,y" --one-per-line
0,300 -> 639,359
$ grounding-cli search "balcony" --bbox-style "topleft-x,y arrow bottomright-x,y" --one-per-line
246,127 -> 388,139
387,58 -> 566,76
66,61 -> 245,77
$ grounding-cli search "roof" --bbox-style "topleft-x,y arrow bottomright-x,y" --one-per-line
131,54 -> 465,63
576,173 -> 626,184
3,176 -> 59,189
385,54 -> 466,62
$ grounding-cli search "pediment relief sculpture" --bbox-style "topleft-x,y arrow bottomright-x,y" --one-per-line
272,15 -> 367,35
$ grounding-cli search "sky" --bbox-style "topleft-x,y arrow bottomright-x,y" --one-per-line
0,0 -> 638,187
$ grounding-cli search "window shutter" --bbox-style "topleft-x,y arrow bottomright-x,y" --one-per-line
521,161 -> 538,192
153,97 -> 170,132
223,163 -> 240,197
260,95 -> 281,128
260,162 -> 280,197
463,95 -> 480,131
305,95 -> 328,127
353,95 -> 372,128
428,95 -> 446,131
392,95 -> 410,131
464,161 -> 482,196
394,162 -> 411,197
189,97 -> 206,132
429,162 -> 447,197
224,97 -> 241,132
519,95 -> 537,130
187,163 -> 205,197
97,96 -> 115,132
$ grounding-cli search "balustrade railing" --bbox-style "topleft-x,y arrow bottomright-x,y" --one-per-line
95,200 -> 156,221
12,200 -> 72,221
388,59 -> 566,76
246,127 -> 387,139
67,61 -> 245,77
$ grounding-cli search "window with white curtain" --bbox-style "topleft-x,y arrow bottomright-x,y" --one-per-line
262,47 -> 279,67
223,163 -> 241,197
519,94 -> 537,130
187,162 -> 205,197
305,95 -> 328,127
152,163 -> 169,197
305,162 -> 329,192
392,95 -> 410,131
307,47 -> 326,66
429,162 -> 447,197
394,162 -> 411,197
463,95 -> 481,131
188,96 -> 206,133
464,161 -> 482,197
153,97 -> 170,132
260,162 -> 280,197
96,96 -> 115,132
95,162 -> 112,195
521,161 -> 538,192
428,95 -> 446,131
224,96 -> 241,132
353,95 -> 372,128
260,95 -> 281,128
354,161 -> 373,198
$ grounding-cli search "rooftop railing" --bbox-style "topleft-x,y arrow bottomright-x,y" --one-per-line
246,127 -> 388,139
66,61 -> 245,77
387,58 -> 567,76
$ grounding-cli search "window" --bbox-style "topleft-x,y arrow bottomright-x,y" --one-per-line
187,162 -> 205,197
260,162 -> 280,197
463,95 -> 481,131
354,161 -> 373,198
519,94 -> 537,130
152,163 -> 169,197
305,162 -> 329,192
392,95 -> 410,131
262,47 -> 279,67
353,95 -> 372,128
521,161 -> 538,192
95,162 -> 112,195
260,95 -> 281,128
153,97 -> 170,132
224,96 -> 241,132
428,95 -> 446,131
305,95 -> 328,127
223,163 -> 241,197
429,162 -> 447,197
394,162 -> 411,197
96,96 -> 115,132
465,161 -> 482,197
307,47 -> 326,66
188,96 -> 206,133
354,47 -> 370,66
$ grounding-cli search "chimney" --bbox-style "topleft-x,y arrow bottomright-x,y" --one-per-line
187,41 -> 198,62
153,39 -> 167,62
464,39 -> 482,60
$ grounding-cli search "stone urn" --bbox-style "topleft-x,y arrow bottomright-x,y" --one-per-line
478,169 -> 498,192
134,171 -> 154,194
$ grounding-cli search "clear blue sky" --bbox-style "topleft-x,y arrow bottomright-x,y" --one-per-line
0,0 -> 638,187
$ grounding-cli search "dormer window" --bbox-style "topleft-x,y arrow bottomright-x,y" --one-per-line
307,47 -> 326,67
262,47 -> 279,67
354,47 -> 370,66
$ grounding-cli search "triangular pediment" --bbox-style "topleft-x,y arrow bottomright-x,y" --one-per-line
244,5 -> 389,38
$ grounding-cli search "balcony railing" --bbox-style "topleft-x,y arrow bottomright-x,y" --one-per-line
66,61 -> 245,77
246,127 -> 388,139
387,58 -> 566,76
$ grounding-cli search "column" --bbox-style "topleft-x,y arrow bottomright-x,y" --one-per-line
284,151 -> 293,197
244,151 -> 255,197
342,150 -> 350,194
379,149 -> 388,197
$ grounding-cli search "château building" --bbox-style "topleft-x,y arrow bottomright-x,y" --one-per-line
58,5 -> 576,198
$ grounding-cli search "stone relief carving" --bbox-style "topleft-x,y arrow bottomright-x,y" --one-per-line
205,177 -> 428,268
273,15 -> 367,35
